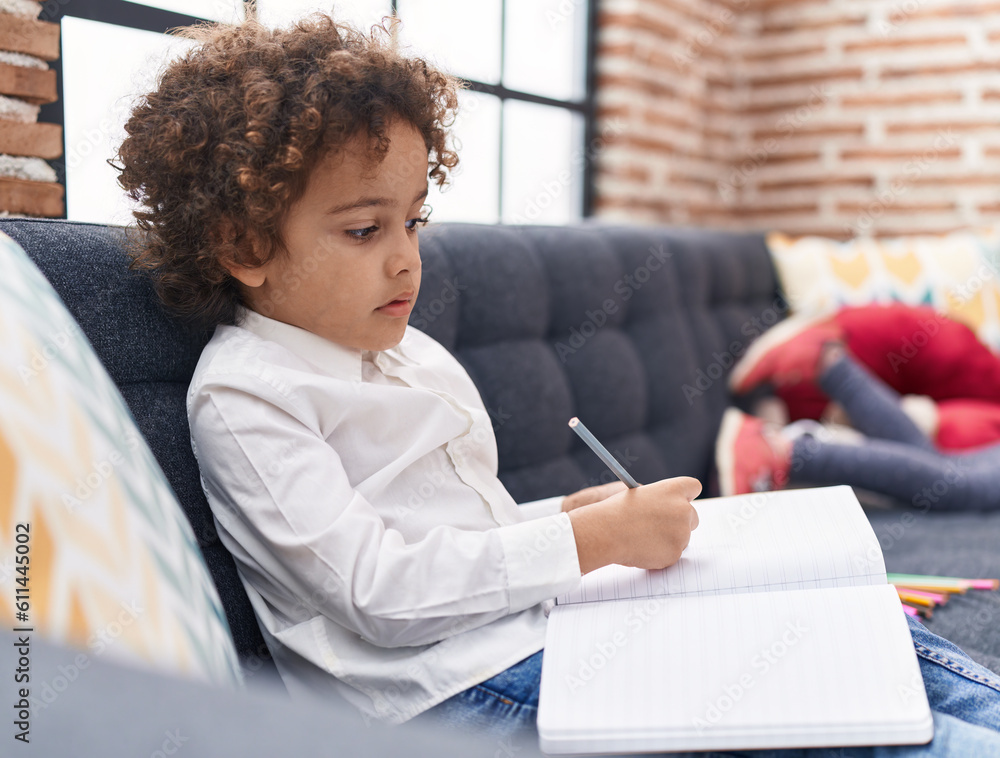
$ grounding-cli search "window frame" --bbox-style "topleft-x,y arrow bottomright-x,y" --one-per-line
39,0 -> 598,221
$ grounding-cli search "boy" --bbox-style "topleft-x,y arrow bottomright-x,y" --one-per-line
117,12 -> 698,727
117,14 -> 1000,753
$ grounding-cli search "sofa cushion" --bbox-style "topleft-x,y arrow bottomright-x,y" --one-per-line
0,230 -> 241,687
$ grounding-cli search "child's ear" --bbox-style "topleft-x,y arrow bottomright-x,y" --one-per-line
221,257 -> 268,288
211,217 -> 268,288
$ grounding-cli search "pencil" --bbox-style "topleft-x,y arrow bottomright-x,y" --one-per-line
894,587 -> 948,605
899,600 -> 933,619
896,590 -> 935,608
568,417 -> 640,489
888,573 -> 1000,590
894,584 -> 966,595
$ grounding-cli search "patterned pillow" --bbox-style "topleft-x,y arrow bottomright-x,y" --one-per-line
767,228 -> 1000,352
0,231 -> 241,687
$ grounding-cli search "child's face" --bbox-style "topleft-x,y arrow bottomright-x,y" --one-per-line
231,120 -> 430,351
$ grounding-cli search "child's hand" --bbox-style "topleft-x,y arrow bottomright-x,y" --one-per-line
567,476 -> 701,574
561,481 -> 628,512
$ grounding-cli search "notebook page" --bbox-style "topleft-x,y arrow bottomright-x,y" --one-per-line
538,583 -> 932,754
559,486 -> 885,605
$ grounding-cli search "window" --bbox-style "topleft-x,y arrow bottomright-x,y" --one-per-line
44,0 -> 595,225
60,17 -> 197,224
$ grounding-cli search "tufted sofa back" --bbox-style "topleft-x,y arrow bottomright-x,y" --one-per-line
415,223 -> 781,501
0,218 -> 779,667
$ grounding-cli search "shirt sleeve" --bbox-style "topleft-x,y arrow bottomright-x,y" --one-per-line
190,376 -> 582,649
517,496 -> 566,520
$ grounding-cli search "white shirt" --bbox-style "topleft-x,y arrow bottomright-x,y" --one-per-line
187,309 -> 583,724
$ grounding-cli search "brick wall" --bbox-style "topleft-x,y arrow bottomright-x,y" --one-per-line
0,8 -> 63,217
593,0 -> 1000,238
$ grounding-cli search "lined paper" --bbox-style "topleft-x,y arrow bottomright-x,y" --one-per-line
558,486 -> 886,605
538,584 -> 933,754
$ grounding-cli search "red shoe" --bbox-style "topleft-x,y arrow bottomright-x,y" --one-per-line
729,314 -> 843,394
716,408 -> 792,496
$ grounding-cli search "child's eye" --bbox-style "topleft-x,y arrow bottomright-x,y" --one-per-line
405,216 -> 430,232
346,225 -> 378,240
405,205 -> 432,233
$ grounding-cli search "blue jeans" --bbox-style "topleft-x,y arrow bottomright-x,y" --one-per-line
418,615 -> 1000,755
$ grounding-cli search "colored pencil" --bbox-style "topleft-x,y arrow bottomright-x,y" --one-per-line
896,590 -> 934,608
968,579 -> 1000,590
894,588 -> 948,604
892,584 -> 966,595
888,573 -> 999,590
889,573 -> 996,619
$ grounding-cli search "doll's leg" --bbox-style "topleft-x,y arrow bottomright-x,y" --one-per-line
817,350 -> 936,452
789,434 -> 1000,510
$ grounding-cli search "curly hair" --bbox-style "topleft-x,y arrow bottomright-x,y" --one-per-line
115,14 -> 460,330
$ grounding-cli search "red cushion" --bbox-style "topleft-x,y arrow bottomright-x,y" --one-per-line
937,399 -> 1000,450
835,303 -> 1000,402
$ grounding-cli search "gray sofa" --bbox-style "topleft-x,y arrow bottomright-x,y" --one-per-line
3,216 -> 998,694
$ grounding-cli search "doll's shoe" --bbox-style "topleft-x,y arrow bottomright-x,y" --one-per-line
729,314 -> 843,394
716,408 -> 792,496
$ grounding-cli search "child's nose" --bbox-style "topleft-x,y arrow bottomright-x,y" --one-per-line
386,229 -> 420,274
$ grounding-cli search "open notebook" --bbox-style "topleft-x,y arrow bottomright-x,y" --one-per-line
537,486 -> 934,754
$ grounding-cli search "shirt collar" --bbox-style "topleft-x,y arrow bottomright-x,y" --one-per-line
238,308 -> 364,382
237,308 -> 419,381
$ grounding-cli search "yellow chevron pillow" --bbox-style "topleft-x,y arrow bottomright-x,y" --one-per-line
0,232 -> 241,689
766,228 -> 1000,352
